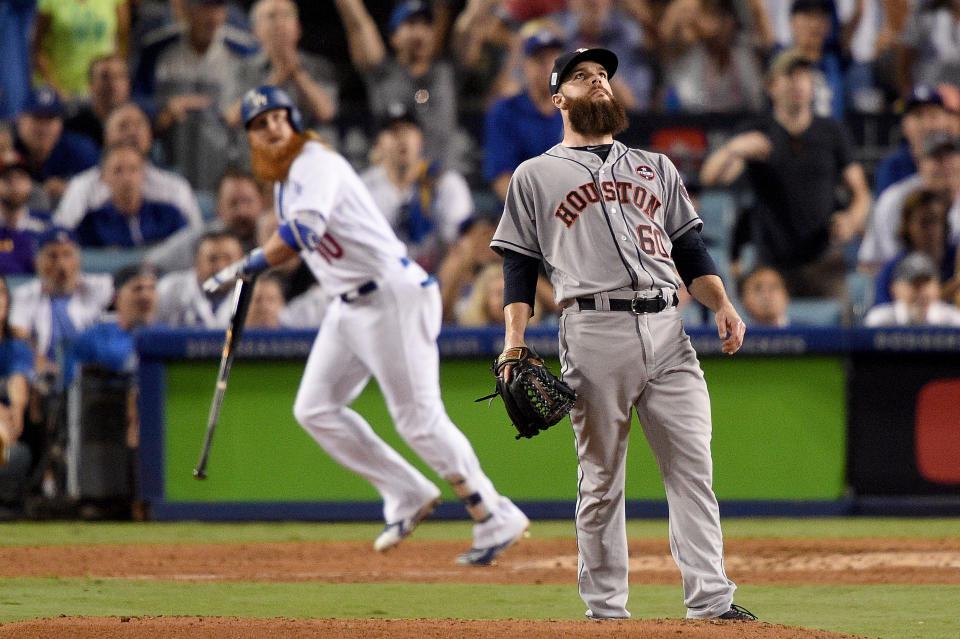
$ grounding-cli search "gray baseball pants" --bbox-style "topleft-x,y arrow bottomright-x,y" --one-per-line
559,301 -> 736,619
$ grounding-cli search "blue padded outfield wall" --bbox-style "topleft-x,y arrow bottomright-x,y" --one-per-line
136,325 -> 960,520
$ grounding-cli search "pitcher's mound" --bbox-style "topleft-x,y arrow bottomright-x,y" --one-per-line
0,616 -> 872,638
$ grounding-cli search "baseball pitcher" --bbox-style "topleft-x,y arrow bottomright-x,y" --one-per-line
492,48 -> 756,620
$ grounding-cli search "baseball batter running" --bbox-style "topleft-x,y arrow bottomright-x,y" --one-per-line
491,48 -> 756,620
205,86 -> 529,565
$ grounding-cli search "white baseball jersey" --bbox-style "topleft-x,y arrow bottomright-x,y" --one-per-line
272,139 -> 527,550
492,141 -> 700,304
275,142 -> 410,297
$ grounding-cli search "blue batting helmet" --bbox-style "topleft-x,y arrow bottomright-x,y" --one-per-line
241,86 -> 304,133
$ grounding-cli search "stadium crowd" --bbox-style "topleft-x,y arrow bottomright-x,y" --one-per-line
1,0 -> 960,519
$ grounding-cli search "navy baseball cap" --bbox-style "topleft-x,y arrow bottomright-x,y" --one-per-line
21,86 -> 62,118
378,106 -> 420,131
903,84 -> 946,113
35,227 -> 76,250
549,48 -> 618,95
524,28 -> 564,57
389,0 -> 433,33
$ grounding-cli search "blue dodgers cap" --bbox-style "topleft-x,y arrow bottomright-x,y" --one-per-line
22,86 -> 63,118
523,28 -> 565,57
241,85 -> 304,133
389,0 -> 433,33
35,227 -> 77,250
549,48 -> 618,95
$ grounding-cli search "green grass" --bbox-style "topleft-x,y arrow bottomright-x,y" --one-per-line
1,517 -> 959,545
0,518 -> 958,638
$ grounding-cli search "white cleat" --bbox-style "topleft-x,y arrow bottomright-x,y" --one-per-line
373,496 -> 441,552
456,498 -> 529,566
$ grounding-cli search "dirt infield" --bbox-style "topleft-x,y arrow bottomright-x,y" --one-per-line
2,536 -> 958,637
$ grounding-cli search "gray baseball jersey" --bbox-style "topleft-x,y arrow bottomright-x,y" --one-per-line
491,141 -> 700,303
493,140 -> 737,620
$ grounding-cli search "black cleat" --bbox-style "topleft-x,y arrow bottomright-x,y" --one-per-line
716,604 -> 758,621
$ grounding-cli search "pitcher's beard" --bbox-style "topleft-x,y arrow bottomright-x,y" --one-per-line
251,131 -> 310,182
565,92 -> 628,137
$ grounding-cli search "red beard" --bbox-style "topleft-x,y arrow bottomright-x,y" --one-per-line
250,131 -> 310,182
565,90 -> 629,137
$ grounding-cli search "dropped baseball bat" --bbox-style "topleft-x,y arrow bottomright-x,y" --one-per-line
193,276 -> 256,480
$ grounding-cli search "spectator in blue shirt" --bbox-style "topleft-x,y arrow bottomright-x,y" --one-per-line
483,27 -> 565,202
75,143 -> 188,248
0,274 -> 34,519
65,263 -> 159,387
13,86 -> 99,206
0,153 -> 51,274
0,0 -> 36,121
873,85 -> 960,197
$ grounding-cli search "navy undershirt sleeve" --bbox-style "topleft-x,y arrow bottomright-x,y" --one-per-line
671,228 -> 719,287
502,249 -> 540,309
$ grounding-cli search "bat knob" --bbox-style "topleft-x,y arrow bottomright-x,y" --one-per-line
193,469 -> 207,480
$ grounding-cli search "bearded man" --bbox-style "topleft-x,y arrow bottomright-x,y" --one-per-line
202,86 -> 529,565
490,48 -> 755,621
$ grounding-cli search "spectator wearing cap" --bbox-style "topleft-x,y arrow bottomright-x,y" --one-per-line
864,251 -> 960,326
0,0 -> 35,120
155,230 -> 244,327
896,0 -> 960,98
872,188 -> 960,306
13,86 -> 100,205
659,0 -> 766,115
334,0 -> 465,171
63,263 -> 159,387
133,0 -> 258,192
548,0 -> 657,111
145,167 -> 266,273
74,143 -> 189,248
701,48 -> 871,303
0,153 -> 52,274
64,54 -> 136,148
873,85 -> 960,196
859,132 -> 960,271
483,26 -> 564,202
360,113 -> 473,273
55,102 -> 204,234
9,228 -> 113,374
31,0 -> 130,100
227,0 -> 338,137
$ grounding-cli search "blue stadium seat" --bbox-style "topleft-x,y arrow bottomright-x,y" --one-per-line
788,298 -> 843,326
81,247 -> 149,274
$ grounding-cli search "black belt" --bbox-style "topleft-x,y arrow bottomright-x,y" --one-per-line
577,292 -> 678,314
340,280 -> 377,302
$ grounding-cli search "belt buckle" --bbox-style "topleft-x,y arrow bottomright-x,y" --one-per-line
630,292 -> 665,314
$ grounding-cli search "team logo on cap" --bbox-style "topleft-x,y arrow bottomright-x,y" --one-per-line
635,165 -> 655,180
575,48 -> 588,53
247,91 -> 268,109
